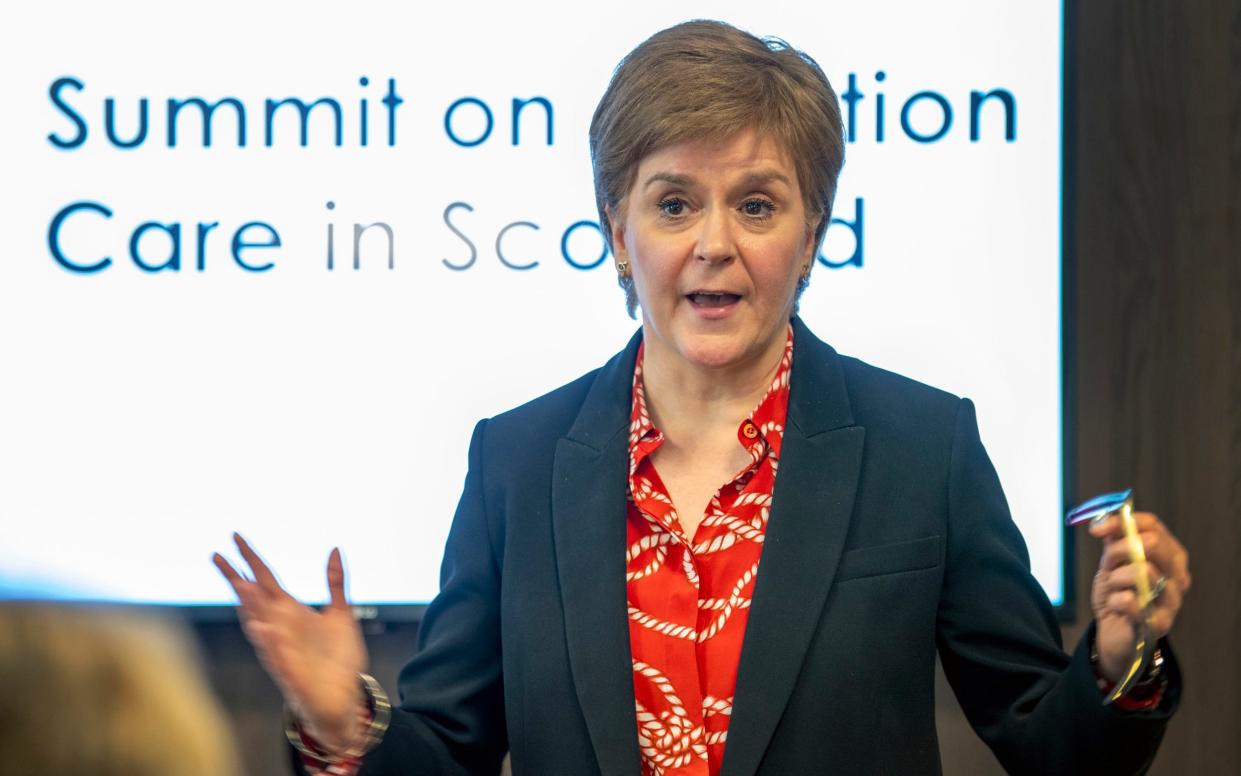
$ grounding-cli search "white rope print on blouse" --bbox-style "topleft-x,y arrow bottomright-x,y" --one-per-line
626,491 -> 768,583
634,660 -> 719,774
696,560 -> 759,643
628,559 -> 759,644
626,532 -> 675,582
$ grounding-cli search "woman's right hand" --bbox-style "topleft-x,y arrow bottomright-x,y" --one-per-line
213,533 -> 369,754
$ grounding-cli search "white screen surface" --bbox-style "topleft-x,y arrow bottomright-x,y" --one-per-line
0,1 -> 1064,607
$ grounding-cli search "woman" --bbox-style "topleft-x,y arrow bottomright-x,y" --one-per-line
215,20 -> 1191,776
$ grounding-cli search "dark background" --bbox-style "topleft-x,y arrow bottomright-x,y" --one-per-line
196,1 -> 1241,772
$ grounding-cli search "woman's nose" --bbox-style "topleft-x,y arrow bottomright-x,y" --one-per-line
694,205 -> 736,266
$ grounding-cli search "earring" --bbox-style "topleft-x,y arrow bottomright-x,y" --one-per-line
797,264 -> 811,289
616,262 -> 628,276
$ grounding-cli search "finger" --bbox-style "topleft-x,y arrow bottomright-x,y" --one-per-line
212,552 -> 268,623
1098,530 -> 1164,571
213,552 -> 258,606
1096,565 -> 1184,610
1088,512 -> 1124,540
1094,567 -> 1184,641
1088,511 -> 1163,541
1092,517 -> 1144,567
1139,529 -> 1191,590
233,533 -> 287,597
1098,536 -> 1138,571
1096,560 -> 1165,598
1098,525 -> 1190,595
1103,589 -> 1143,623
1152,578 -> 1183,626
327,547 -> 349,611
212,551 -> 249,591
1140,560 -> 1185,619
1149,603 -> 1179,640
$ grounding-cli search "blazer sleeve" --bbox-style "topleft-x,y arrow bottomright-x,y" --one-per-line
935,398 -> 1181,776
350,418 -> 508,776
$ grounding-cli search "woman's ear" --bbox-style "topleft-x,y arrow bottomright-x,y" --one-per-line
605,203 -> 629,263
802,215 -> 824,266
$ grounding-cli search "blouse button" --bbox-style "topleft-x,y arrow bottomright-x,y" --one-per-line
742,421 -> 759,440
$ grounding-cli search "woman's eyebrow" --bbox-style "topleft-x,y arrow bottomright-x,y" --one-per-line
642,172 -> 694,190
738,170 -> 792,188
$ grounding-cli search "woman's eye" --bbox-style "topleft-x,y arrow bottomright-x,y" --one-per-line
742,199 -> 776,218
657,197 -> 685,218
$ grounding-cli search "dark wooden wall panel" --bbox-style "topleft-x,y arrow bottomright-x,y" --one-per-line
1070,0 -> 1240,773
197,2 -> 1241,773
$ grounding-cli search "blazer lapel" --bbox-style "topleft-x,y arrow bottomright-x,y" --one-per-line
551,330 -> 643,776
720,317 -> 866,776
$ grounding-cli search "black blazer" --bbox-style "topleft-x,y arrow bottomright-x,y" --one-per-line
339,317 -> 1179,776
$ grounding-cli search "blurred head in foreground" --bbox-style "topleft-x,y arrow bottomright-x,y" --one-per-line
0,602 -> 239,776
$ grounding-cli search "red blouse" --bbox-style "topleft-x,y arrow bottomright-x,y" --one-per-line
626,326 -> 793,776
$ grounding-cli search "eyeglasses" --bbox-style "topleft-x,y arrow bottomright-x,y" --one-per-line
1066,488 -> 1158,704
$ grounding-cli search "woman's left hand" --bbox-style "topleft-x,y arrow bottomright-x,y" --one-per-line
1089,511 -> 1192,684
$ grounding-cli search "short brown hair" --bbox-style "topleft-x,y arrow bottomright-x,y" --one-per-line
589,20 -> 846,316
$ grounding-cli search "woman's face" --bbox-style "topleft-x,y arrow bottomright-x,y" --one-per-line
609,127 -> 817,374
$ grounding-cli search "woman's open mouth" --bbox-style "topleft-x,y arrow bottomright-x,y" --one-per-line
686,291 -> 741,307
686,290 -> 742,319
